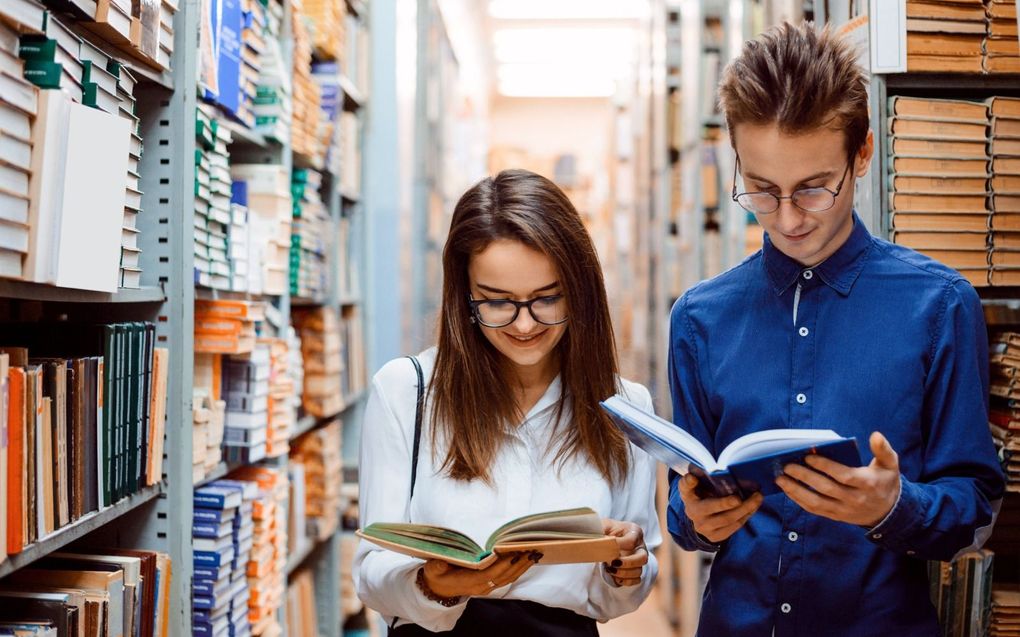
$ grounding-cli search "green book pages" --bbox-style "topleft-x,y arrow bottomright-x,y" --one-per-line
357,507 -> 619,570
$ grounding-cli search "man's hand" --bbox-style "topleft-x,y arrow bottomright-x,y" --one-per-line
776,431 -> 901,527
602,518 -> 648,587
678,473 -> 764,543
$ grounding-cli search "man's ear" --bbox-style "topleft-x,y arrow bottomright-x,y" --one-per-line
855,130 -> 875,178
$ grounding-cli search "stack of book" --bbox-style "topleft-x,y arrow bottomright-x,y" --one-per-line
18,16 -> 85,102
290,168 -> 331,301
229,181 -> 251,292
0,548 -> 173,637
253,1 -> 290,145
339,307 -> 366,400
312,62 -> 341,176
905,0 -> 986,72
985,0 -> 1020,73
192,386 -> 226,483
927,549 -> 995,636
291,307 -> 342,418
195,106 -> 233,290
289,419 -> 341,541
0,322 -> 167,554
158,0 -> 176,71
194,299 -> 265,355
301,0 -> 345,62
108,62 -> 144,288
286,568 -> 318,637
992,585 -> 1020,637
990,97 -> 1020,285
260,337 -> 297,458
287,326 -> 305,418
232,165 -> 292,295
990,331 -> 1020,492
192,482 -> 255,637
287,461 -> 307,558
888,96 -> 992,286
223,344 -> 271,464
290,0 -> 323,164
340,111 -> 361,198
237,0 -> 267,128
0,18 -> 38,280
339,533 -> 362,620
231,466 -> 288,636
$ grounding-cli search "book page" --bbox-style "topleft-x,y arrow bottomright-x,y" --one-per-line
718,429 -> 843,468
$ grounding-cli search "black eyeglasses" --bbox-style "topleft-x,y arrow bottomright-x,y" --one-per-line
468,294 -> 569,328
731,156 -> 854,214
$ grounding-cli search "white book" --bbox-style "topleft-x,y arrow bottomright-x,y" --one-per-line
0,187 -> 28,224
0,100 -> 30,139
0,48 -> 23,79
0,247 -> 22,278
120,245 -> 141,268
120,266 -> 141,288
24,89 -> 72,284
0,219 -> 29,252
121,226 -> 139,250
0,129 -> 31,170
0,161 -> 28,196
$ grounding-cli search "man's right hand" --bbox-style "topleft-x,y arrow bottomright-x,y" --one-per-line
678,474 -> 764,544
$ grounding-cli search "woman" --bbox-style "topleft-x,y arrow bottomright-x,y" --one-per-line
354,169 -> 660,635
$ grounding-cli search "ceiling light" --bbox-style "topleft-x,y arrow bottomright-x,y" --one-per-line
488,0 -> 649,20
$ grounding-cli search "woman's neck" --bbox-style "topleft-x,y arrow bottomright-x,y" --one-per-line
508,353 -> 560,418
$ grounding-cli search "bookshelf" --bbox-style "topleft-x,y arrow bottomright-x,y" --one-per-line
0,0 -> 370,635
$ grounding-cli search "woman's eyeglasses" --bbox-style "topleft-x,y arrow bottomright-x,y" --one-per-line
468,295 -> 568,328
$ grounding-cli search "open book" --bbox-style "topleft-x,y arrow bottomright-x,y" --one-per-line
356,507 -> 620,570
601,396 -> 861,498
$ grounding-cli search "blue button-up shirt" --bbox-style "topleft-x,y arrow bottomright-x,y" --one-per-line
667,215 -> 1004,637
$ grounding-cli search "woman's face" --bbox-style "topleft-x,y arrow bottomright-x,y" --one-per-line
467,239 -> 568,377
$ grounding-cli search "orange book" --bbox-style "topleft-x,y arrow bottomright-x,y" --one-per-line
194,299 -> 266,321
6,367 -> 24,554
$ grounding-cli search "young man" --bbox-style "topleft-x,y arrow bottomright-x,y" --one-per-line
667,22 -> 1004,636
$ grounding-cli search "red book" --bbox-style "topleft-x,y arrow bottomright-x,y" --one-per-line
6,367 -> 24,554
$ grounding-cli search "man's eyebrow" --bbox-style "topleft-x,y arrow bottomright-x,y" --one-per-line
744,169 -> 835,185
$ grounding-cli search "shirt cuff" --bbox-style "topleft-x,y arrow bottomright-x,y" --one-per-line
864,475 -> 929,554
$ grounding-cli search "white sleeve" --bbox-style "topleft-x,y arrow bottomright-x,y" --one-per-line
585,384 -> 662,621
352,371 -> 469,631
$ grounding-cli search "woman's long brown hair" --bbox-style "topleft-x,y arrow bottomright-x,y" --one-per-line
429,169 -> 630,485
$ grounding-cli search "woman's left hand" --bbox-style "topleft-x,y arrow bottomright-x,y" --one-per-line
601,518 -> 647,587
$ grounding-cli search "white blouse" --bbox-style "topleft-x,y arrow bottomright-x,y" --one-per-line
353,348 -> 661,632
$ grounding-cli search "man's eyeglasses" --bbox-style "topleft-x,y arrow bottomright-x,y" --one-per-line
731,157 -> 853,215
468,295 -> 568,328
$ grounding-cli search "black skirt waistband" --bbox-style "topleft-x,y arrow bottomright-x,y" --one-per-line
388,598 -> 599,636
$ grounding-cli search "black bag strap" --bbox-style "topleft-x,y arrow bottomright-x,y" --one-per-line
407,355 -> 425,500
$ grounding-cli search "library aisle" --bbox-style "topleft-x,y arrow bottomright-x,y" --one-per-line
0,0 -> 1018,635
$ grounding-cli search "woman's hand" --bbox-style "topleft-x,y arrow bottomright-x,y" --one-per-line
601,518 -> 648,587
420,551 -> 541,600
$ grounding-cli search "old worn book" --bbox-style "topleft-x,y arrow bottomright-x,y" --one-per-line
358,507 -> 620,570
920,249 -> 990,269
906,0 -> 986,21
890,117 -> 989,141
600,395 -> 860,498
891,193 -> 989,213
890,96 -> 988,121
989,97 -> 1020,118
907,54 -> 984,72
993,176 -> 1020,193
891,212 -> 990,232
990,269 -> 1020,286
891,175 -> 989,194
892,156 -> 990,177
894,231 -> 988,251
889,136 -> 988,158
994,195 -> 1020,212
994,118 -> 1020,138
992,214 -> 1020,231
906,18 -> 987,33
993,232 -> 1020,249
994,158 -> 1020,175
907,32 -> 984,56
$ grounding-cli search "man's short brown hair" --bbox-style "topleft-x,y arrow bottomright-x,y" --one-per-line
718,21 -> 869,158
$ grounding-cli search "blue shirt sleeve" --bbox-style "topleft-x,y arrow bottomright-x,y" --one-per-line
866,279 -> 1004,561
666,293 -> 723,553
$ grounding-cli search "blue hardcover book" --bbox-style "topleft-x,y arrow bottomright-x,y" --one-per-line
230,180 -> 247,207
195,545 -> 235,569
194,604 -> 231,625
214,0 -> 242,117
194,507 -> 230,524
194,562 -> 232,582
600,395 -> 861,498
194,519 -> 234,539
194,486 -> 242,510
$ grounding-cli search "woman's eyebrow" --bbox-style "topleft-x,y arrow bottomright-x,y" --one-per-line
744,168 -> 834,185
476,281 -> 560,295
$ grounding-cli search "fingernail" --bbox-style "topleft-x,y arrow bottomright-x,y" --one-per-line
530,552 -> 543,563
611,559 -> 623,567
606,566 -> 617,574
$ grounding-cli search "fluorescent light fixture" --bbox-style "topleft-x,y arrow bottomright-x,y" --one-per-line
492,28 -> 636,64
488,0 -> 649,20
497,64 -> 619,97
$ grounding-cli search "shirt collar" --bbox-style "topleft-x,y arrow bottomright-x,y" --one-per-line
524,374 -> 563,422
762,212 -> 873,297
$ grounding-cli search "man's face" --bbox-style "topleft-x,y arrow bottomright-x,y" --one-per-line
733,122 -> 873,266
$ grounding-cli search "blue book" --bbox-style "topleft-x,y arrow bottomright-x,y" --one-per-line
194,486 -> 242,510
194,507 -> 230,524
195,545 -> 235,569
214,0 -> 242,116
230,181 -> 247,207
600,395 -> 861,498
194,520 -> 234,539
195,562 -> 232,582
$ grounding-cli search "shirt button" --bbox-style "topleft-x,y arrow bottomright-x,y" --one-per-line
873,533 -> 883,540
907,550 -> 916,556
796,393 -> 807,404
787,531 -> 798,542
802,270 -> 813,280
798,327 -> 809,337
781,603 -> 792,614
